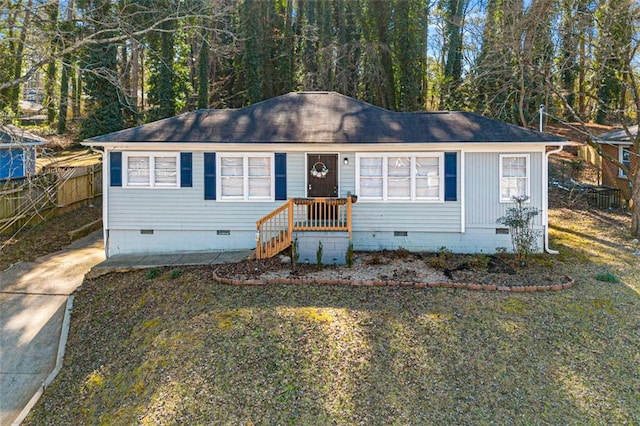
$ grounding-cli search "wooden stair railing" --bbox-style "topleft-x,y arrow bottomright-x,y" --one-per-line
255,196 -> 354,259
255,199 -> 294,260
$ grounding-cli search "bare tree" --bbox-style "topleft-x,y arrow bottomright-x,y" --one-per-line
547,0 -> 640,236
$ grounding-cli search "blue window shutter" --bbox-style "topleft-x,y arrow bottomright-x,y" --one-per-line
204,152 -> 216,200
274,153 -> 287,200
180,152 -> 192,187
110,151 -> 122,187
444,152 -> 457,201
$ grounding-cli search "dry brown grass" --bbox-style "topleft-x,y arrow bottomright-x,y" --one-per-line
0,205 -> 102,271
22,199 -> 640,425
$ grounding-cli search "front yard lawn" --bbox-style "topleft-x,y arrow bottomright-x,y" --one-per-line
24,201 -> 640,424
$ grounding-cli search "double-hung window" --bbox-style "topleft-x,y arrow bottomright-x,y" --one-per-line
500,154 -> 529,202
619,146 -> 631,177
219,153 -> 273,201
124,153 -> 179,188
356,153 -> 443,201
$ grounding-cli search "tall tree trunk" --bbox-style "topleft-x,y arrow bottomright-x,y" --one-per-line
71,68 -> 81,118
57,0 -> 75,133
10,0 -> 33,117
131,39 -> 139,112
631,170 -> 640,237
45,0 -> 60,125
197,29 -> 210,109
57,60 -> 69,133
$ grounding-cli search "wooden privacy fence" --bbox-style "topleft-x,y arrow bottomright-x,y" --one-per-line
0,164 -> 102,234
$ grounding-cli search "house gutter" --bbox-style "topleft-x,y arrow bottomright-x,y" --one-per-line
90,146 -> 109,258
543,144 -> 565,254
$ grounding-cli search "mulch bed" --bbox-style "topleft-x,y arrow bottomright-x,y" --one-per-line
212,250 -> 574,292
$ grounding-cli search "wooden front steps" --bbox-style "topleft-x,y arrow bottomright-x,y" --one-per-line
255,196 -> 354,260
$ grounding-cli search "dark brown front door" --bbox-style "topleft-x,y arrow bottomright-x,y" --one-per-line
307,154 -> 339,222
307,154 -> 338,197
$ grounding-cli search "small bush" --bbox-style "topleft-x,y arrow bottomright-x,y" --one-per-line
468,253 -> 490,269
316,241 -> 323,269
345,242 -> 354,267
291,238 -> 299,269
426,247 -> 453,270
394,247 -> 411,259
437,246 -> 453,260
169,269 -> 181,279
595,272 -> 619,283
367,252 -> 384,265
496,195 -> 540,263
146,268 -> 162,280
426,256 -> 447,270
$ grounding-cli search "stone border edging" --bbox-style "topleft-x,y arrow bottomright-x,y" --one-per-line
212,270 -> 575,292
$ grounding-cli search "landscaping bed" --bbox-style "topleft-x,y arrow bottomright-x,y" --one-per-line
213,249 -> 574,290
22,188 -> 640,424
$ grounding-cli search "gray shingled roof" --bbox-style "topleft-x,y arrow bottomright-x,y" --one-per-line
0,124 -> 47,145
87,92 -> 565,144
596,125 -> 638,143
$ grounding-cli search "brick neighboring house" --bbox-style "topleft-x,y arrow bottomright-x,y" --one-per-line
595,126 -> 638,202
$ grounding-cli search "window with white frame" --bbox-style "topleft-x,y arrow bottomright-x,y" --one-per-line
500,154 -> 529,202
356,153 -> 443,201
619,146 -> 631,177
219,153 -> 273,200
124,152 -> 179,188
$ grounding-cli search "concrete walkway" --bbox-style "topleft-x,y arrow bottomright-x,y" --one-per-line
91,249 -> 251,276
0,231 -> 104,425
1,231 -> 251,425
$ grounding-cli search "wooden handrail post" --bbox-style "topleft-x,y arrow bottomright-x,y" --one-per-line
288,198 -> 294,237
347,195 -> 352,240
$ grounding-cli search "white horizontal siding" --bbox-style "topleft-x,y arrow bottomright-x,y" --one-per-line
353,202 -> 461,232
108,152 -> 287,231
352,228 -> 542,254
107,149 -> 462,243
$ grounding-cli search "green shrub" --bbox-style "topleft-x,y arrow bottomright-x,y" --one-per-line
427,256 -> 447,270
291,237 -> 299,269
169,269 -> 181,279
316,241 -> 323,269
595,272 -> 619,283
146,268 -> 162,280
496,195 -> 540,263
427,246 -> 453,269
345,242 -> 354,267
469,253 -> 490,269
437,246 -> 453,260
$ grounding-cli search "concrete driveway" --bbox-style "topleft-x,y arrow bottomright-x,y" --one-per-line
0,231 -> 104,425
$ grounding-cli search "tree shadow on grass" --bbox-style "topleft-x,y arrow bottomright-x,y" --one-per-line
23,268 -> 640,425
